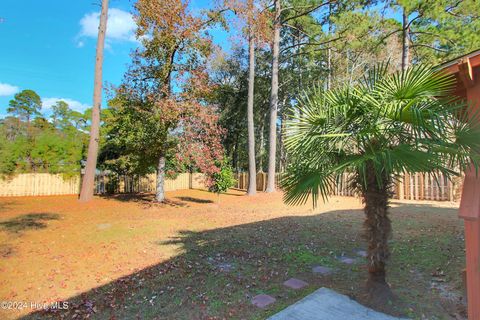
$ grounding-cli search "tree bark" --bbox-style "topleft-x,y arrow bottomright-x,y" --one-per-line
233,132 -> 239,172
258,118 -> 264,172
247,29 -> 257,195
327,2 -> 333,90
401,8 -> 410,72
156,155 -> 166,202
363,162 -> 394,302
266,0 -> 281,193
79,0 -> 109,202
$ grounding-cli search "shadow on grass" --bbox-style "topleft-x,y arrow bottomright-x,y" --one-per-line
390,200 -> 459,208
22,204 -> 463,320
194,188 -> 245,196
0,213 -> 60,234
175,196 -> 213,204
99,193 -> 188,208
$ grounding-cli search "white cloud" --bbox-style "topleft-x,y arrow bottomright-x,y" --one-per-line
0,82 -> 19,96
78,8 -> 136,45
42,97 -> 91,113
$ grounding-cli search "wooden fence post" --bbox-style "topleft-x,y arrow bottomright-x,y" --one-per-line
398,173 -> 404,200
420,173 -> 424,200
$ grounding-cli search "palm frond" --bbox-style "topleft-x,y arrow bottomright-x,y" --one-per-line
283,63 -> 478,207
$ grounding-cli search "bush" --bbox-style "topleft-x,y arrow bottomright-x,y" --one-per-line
208,160 -> 235,194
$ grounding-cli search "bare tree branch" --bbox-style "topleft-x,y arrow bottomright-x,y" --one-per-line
280,36 -> 344,54
281,1 -> 333,24
410,43 -> 449,52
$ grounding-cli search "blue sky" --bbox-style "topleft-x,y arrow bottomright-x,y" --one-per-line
0,0 -> 227,118
0,1 -> 399,119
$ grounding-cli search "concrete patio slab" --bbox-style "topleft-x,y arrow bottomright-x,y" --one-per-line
267,287 -> 406,320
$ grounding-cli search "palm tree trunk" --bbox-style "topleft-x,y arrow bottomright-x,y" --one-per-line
247,28 -> 257,195
156,155 -> 166,202
363,163 -> 393,301
266,0 -> 281,193
79,0 -> 109,202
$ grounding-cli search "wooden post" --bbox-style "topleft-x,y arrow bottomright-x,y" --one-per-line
440,173 -> 447,200
420,173 -> 425,200
404,172 -> 410,200
398,173 -> 404,200
459,166 -> 480,320
414,173 -> 419,200
449,178 -> 454,202
409,173 -> 414,200
455,56 -> 480,320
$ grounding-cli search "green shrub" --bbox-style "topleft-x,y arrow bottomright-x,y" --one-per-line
208,160 -> 235,195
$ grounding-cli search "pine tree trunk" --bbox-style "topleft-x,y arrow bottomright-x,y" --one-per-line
266,0 -> 281,193
363,163 -> 393,302
327,2 -> 333,89
79,0 -> 109,202
247,30 -> 257,195
258,114 -> 265,172
401,8 -> 410,72
156,155 -> 166,202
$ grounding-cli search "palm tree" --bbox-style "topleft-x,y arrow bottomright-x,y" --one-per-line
281,64 -> 479,302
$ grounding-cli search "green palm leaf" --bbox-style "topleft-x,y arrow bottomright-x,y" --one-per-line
282,65 -> 479,206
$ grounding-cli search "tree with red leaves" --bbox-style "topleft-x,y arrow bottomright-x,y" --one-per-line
104,0 -> 225,202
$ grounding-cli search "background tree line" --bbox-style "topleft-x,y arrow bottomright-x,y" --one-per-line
0,89 -> 91,176
210,0 -> 479,181
1,0 -> 478,195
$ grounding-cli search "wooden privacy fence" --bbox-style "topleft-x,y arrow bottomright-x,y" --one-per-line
0,171 -> 460,201
234,171 -> 461,202
0,172 -> 207,197
234,172 -> 283,191
392,172 -> 459,201
94,172 -> 206,194
0,173 -> 81,197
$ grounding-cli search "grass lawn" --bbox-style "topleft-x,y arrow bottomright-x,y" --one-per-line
0,190 -> 466,319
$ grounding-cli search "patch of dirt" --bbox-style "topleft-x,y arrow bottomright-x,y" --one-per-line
0,244 -> 14,258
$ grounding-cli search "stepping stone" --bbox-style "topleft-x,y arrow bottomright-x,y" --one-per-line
252,294 -> 276,308
283,278 -> 308,290
356,250 -> 368,258
267,287 -> 406,320
338,256 -> 357,265
312,265 -> 334,275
